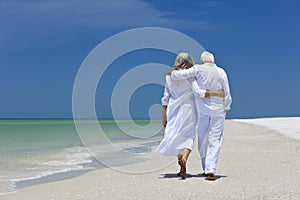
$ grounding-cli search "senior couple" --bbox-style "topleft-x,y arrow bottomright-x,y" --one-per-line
156,51 -> 232,180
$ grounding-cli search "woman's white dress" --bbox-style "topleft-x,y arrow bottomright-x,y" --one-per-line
156,74 -> 198,156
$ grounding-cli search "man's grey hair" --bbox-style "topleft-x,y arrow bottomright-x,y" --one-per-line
200,51 -> 215,64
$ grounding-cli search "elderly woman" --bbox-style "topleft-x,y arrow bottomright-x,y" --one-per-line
156,52 -> 223,179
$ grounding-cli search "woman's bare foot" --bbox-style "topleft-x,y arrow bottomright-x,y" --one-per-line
178,158 -> 186,179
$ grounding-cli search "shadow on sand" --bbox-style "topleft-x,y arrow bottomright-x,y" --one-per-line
159,173 -> 228,180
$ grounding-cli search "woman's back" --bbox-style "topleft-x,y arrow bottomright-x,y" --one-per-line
165,74 -> 191,101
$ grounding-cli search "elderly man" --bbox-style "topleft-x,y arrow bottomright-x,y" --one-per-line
170,51 -> 232,180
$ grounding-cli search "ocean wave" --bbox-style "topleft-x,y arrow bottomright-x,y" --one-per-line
43,148 -> 93,167
0,180 -> 17,196
0,146 -> 95,195
11,166 -> 86,182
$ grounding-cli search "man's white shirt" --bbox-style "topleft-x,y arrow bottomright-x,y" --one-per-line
171,63 -> 232,116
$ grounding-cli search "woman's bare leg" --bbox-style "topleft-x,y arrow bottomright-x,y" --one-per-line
182,148 -> 191,162
177,154 -> 182,161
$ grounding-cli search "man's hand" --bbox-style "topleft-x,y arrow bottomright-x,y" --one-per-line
167,70 -> 173,76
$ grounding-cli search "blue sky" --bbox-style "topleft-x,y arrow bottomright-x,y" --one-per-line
1,0 -> 300,119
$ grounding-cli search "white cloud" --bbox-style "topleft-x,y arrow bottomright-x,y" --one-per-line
0,0 -> 221,51
0,0 -> 217,30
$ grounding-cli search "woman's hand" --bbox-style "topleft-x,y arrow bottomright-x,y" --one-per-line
217,90 -> 225,97
162,116 -> 167,127
205,90 -> 225,98
162,105 -> 167,127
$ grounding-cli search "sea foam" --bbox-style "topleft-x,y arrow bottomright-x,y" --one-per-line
0,146 -> 94,195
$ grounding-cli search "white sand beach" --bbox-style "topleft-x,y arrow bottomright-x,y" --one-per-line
1,119 -> 300,200
234,117 -> 300,139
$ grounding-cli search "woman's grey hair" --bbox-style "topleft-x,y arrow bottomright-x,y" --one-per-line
174,52 -> 194,70
200,51 -> 215,64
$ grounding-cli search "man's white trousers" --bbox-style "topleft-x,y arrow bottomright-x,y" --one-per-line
197,113 -> 226,174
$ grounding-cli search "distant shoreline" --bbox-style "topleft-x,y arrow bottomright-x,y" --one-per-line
0,115 -> 299,120
0,118 -> 160,120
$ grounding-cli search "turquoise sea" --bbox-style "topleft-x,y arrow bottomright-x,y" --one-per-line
0,119 -> 163,195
